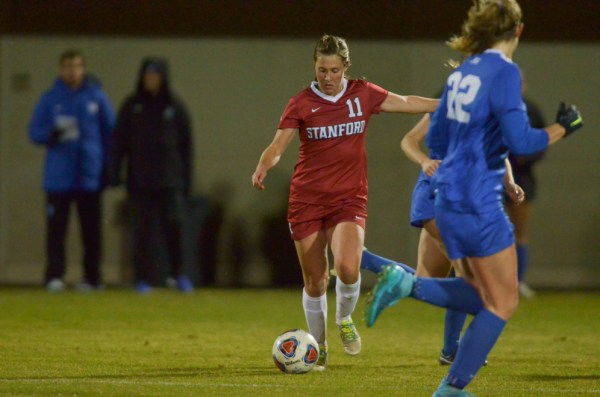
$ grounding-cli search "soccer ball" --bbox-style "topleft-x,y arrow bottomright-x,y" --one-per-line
272,329 -> 319,374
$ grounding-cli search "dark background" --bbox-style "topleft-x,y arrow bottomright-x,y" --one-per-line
2,0 -> 599,41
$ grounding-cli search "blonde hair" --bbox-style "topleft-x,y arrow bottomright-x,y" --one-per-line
313,34 -> 352,68
448,0 -> 522,55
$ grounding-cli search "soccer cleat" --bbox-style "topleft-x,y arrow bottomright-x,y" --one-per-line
439,350 -> 488,367
432,379 -> 475,396
338,318 -> 361,355
313,344 -> 328,372
165,277 -> 177,289
439,350 -> 456,366
46,278 -> 66,293
364,264 -> 415,327
176,275 -> 194,293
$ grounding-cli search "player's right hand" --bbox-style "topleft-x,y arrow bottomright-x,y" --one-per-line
422,159 -> 442,177
556,102 -> 583,137
48,128 -> 63,146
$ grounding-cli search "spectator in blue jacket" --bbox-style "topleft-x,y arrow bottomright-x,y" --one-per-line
29,49 -> 115,292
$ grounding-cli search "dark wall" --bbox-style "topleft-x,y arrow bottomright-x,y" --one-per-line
2,0 -> 599,42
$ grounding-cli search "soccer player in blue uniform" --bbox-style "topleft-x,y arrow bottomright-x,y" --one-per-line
364,1 -> 583,396
361,113 -> 524,366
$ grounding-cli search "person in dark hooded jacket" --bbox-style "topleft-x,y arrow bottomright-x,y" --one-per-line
110,57 -> 193,293
29,49 -> 115,292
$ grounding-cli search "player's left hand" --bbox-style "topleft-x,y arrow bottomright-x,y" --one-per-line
505,182 -> 525,205
252,169 -> 267,190
556,102 -> 583,137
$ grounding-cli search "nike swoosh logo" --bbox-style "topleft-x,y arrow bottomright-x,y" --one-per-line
311,107 -> 321,112
571,116 -> 582,127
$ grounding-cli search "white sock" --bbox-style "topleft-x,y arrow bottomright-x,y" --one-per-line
302,289 -> 327,346
336,274 -> 361,324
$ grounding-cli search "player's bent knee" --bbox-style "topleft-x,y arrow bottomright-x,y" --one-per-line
487,295 -> 519,321
303,276 -> 329,296
334,264 -> 360,284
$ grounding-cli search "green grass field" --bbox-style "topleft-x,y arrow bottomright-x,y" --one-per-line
0,288 -> 598,397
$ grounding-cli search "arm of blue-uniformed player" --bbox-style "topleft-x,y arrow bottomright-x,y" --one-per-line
503,158 -> 525,205
493,66 -> 582,154
555,102 -> 583,138
400,114 -> 441,177
491,67 -> 549,155
380,92 -> 439,114
252,128 -> 297,191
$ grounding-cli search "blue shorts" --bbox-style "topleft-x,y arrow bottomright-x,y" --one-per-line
434,205 -> 514,260
410,178 -> 435,228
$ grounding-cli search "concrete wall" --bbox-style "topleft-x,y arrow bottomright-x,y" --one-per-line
1,36 -> 598,287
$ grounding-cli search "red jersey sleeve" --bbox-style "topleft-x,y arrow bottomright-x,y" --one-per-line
278,98 -> 301,130
366,81 -> 389,114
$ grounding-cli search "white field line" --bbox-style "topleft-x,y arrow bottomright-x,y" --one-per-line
0,378 -> 599,394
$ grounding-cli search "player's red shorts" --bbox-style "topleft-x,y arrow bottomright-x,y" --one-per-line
287,198 -> 367,241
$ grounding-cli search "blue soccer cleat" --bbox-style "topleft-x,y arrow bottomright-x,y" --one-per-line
432,379 -> 475,396
176,275 -> 195,293
135,281 -> 152,294
364,264 -> 415,327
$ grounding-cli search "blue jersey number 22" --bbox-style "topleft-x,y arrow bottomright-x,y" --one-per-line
446,71 -> 481,124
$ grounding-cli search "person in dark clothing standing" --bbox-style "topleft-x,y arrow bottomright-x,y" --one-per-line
110,57 -> 194,293
29,49 -> 115,292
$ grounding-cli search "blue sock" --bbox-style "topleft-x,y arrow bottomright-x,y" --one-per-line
446,309 -> 506,389
516,244 -> 528,282
411,277 -> 483,315
360,249 -> 415,275
442,309 -> 467,356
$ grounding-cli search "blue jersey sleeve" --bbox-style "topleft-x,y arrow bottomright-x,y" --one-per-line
490,65 -> 549,155
426,94 -> 449,159
29,93 -> 54,145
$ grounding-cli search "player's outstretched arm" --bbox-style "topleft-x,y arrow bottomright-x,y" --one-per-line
252,128 -> 297,190
380,92 -> 439,114
400,114 -> 441,177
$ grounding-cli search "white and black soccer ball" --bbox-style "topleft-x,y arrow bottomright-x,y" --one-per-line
272,329 -> 319,374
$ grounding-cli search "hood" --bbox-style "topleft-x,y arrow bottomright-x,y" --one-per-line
135,57 -> 171,98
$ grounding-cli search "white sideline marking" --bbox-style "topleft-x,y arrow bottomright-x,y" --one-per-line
0,379 -> 599,393
0,379 -> 283,388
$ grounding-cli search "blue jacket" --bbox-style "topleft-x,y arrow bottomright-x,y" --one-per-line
29,76 -> 115,192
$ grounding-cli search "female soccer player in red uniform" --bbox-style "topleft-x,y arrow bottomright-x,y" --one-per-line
252,34 -> 438,370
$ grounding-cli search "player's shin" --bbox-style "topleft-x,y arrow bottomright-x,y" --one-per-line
361,248 -> 416,275
302,289 -> 327,346
411,277 -> 483,315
